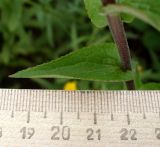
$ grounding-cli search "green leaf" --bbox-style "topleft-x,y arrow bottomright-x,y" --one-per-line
140,83 -> 160,90
10,43 -> 133,82
84,0 -> 134,28
84,0 -> 160,31
103,0 -> 160,31
84,0 -> 107,28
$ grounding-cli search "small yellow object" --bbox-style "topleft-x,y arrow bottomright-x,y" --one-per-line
137,65 -> 143,73
64,81 -> 77,90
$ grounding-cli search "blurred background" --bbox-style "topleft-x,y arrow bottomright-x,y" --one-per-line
0,0 -> 160,90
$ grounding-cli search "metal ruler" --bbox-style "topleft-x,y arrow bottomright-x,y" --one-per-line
0,89 -> 160,147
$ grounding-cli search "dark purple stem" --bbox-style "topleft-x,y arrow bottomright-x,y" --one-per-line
102,0 -> 135,90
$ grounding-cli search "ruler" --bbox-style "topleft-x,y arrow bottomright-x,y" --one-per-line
0,89 -> 160,147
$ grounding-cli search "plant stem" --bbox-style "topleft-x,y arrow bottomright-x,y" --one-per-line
102,0 -> 135,90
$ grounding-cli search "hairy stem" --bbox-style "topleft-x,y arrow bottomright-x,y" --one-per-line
102,0 -> 135,90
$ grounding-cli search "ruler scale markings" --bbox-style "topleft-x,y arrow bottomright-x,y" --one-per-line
45,91 -> 49,112
130,91 -> 134,112
119,91 -> 122,113
155,91 -> 160,113
3,89 -> 8,110
121,91 -> 125,112
151,91 -> 157,113
8,89 -> 13,111
93,91 -> 96,113
85,91 -> 90,112
137,91 -> 142,113
60,91 -> 63,113
106,91 -> 109,113
44,90 -> 47,118
140,91 -> 146,118
60,111 -> 63,125
30,89 -> 34,111
101,91 -> 104,113
80,92 -> 82,112
92,91 -> 94,112
20,89 -> 24,111
57,91 -> 60,112
11,110 -> 14,118
88,92 -> 90,112
155,91 -> 160,114
94,112 -> 97,125
146,91 -> 151,112
38,90 -> 41,112
71,91 -> 73,112
73,91 -> 76,112
154,91 -> 158,113
145,91 -> 151,113
67,91 -> 70,112
141,91 -> 146,113
1,90 -> 160,146
147,91 -> 151,112
149,91 -> 154,112
64,91 -> 66,112
66,91 -> 68,112
49,91 -> 51,111
37,90 -> 40,112
135,91 -> 140,113
113,91 -> 116,113
120,91 -> 123,112
83,92 -> 86,112
54,91 -> 56,111
58,90 -> 61,112
127,113 -> 130,125
86,91 -> 89,112
1,90 -> 160,113
70,91 -> 72,112
125,92 -> 130,125
133,91 -> 136,113
21,90 -> 25,111
77,91 -> 79,112
5,89 -> 9,110
117,91 -> 120,112
77,91 -> 80,118
126,91 -> 129,114
154,91 -> 158,112
27,90 -> 32,123
77,111 -> 80,120
127,91 -> 131,112
41,90 -> 45,112
112,91 -> 116,113
108,91 -> 111,113
15,89 -> 19,111
53,91 -> 56,111
102,91 -> 105,113
3,89 -> 7,110
83,91 -> 86,112
97,91 -> 100,113
96,91 -> 98,113
31,91 -> 35,112
110,91 -> 114,120
117,91 -> 121,113
131,91 -> 135,112
99,91 -> 102,113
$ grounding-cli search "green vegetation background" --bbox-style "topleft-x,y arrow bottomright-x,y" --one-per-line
0,0 -> 160,89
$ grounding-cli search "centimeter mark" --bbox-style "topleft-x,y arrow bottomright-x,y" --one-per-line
0,89 -> 160,113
